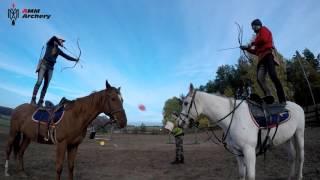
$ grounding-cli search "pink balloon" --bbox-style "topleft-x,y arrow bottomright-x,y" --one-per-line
138,104 -> 146,111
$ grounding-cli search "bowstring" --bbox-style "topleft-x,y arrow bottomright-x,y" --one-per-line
235,22 -> 251,62
60,38 -> 83,72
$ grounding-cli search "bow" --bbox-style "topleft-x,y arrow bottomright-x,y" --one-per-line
235,22 -> 251,62
61,38 -> 82,72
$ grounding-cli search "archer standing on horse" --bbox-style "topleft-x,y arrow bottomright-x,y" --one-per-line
31,36 -> 79,106
240,19 -> 286,104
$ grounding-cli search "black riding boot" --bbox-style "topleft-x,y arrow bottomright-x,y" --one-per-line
30,96 -> 36,105
171,156 -> 184,164
31,84 -> 40,105
37,99 -> 44,107
38,89 -> 46,107
180,155 -> 184,164
171,158 -> 180,165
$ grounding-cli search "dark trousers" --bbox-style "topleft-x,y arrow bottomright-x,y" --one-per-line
257,53 -> 286,103
175,135 -> 184,161
32,64 -> 53,102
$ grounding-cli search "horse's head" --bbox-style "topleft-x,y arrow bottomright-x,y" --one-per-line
104,80 -> 127,128
178,83 -> 201,129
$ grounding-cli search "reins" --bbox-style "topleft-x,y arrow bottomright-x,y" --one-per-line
209,97 -> 246,156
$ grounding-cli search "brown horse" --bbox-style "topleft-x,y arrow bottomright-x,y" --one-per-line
4,80 -> 127,180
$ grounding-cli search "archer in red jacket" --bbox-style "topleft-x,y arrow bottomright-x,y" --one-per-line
241,19 -> 286,104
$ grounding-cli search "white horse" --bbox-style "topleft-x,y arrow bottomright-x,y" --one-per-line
178,84 -> 305,180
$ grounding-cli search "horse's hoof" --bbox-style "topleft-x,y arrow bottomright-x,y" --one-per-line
5,172 -> 10,176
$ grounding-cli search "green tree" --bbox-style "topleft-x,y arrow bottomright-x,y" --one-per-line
213,64 -> 239,97
162,97 -> 182,125
201,50 -> 292,101
303,48 -> 318,69
203,80 -> 216,93
287,51 -> 320,106
197,114 -> 210,128
235,51 -> 291,101
169,48 -> 319,113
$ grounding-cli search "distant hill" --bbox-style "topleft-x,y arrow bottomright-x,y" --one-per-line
0,106 -> 13,116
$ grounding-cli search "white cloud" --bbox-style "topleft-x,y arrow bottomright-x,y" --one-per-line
0,53 -> 35,79
49,83 -> 87,98
0,84 -> 31,98
0,82 -> 60,103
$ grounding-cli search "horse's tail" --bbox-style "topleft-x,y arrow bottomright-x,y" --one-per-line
13,132 -> 22,159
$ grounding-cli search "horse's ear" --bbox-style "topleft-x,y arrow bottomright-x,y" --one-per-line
106,80 -> 111,89
189,83 -> 194,93
117,87 -> 121,91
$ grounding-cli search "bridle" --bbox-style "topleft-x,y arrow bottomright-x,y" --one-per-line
179,90 -> 245,127
178,90 -> 246,156
178,90 -> 199,127
105,92 -> 125,123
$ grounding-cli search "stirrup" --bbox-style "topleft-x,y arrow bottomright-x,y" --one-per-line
44,131 -> 50,142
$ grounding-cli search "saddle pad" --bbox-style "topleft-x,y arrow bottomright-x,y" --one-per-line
247,101 -> 290,128
32,106 -> 65,125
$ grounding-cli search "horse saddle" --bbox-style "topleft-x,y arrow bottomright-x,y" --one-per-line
32,98 -> 71,125
247,94 -> 290,128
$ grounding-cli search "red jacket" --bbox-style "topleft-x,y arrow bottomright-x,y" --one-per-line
247,26 -> 274,61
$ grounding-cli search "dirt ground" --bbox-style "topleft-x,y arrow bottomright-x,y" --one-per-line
0,126 -> 320,180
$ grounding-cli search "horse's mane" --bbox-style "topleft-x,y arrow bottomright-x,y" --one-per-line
191,90 -> 235,101
67,89 -> 107,114
209,92 -> 235,100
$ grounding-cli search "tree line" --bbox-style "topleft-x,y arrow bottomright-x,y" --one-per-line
0,106 -> 13,117
163,49 -> 320,125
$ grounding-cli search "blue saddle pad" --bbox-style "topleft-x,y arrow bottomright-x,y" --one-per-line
32,106 -> 64,125
247,100 -> 290,128
254,111 -> 290,128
